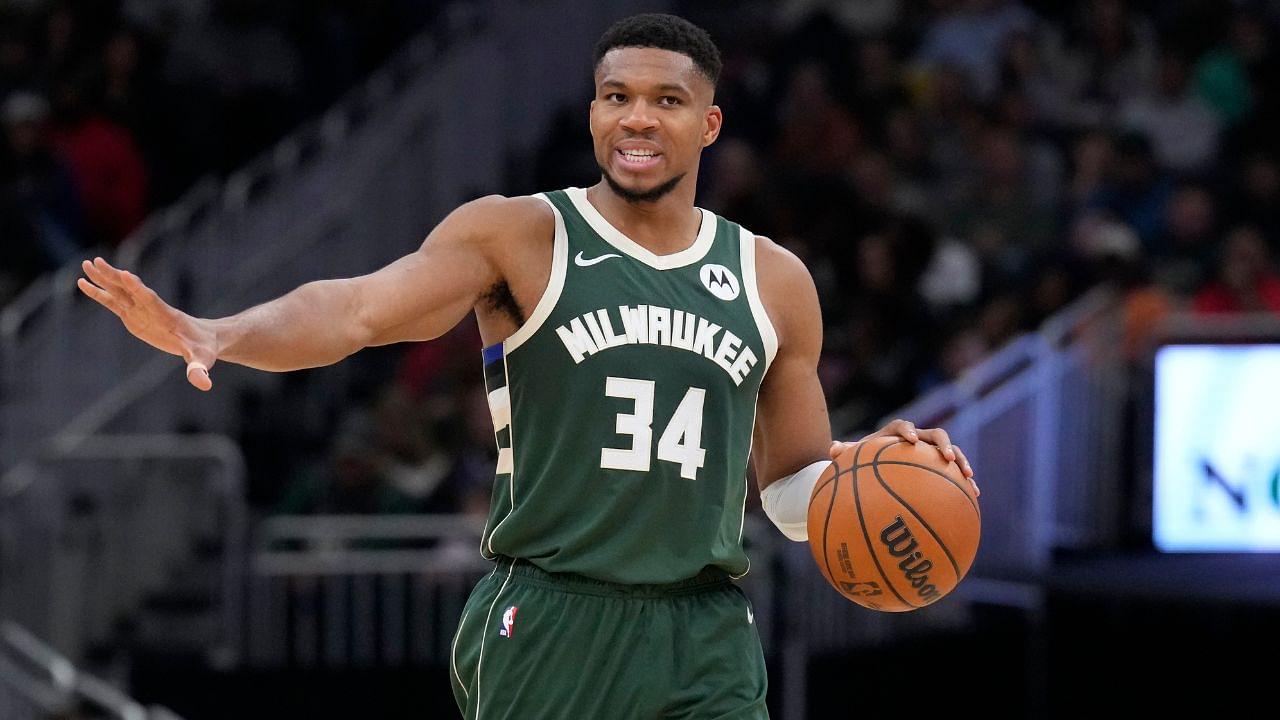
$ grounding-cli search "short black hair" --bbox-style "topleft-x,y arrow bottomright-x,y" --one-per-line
593,13 -> 721,87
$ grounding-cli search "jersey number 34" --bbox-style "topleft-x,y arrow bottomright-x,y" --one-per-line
601,376 -> 706,480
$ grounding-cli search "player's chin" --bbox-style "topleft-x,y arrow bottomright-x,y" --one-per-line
615,176 -> 664,195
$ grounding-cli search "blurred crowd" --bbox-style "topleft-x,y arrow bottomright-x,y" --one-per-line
0,0 -> 441,304
8,0 -> 1280,519
674,0 -> 1280,430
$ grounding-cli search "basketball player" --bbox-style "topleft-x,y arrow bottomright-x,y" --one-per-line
78,14 -> 977,719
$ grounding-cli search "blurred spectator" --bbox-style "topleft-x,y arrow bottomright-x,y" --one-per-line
1083,132 -> 1173,247
998,29 -> 1074,129
853,37 -> 908,140
96,26 -> 163,160
1192,37 -> 1252,127
775,0 -> 902,37
1108,251 -> 1178,362
918,233 -> 982,313
1119,51 -> 1221,174
47,71 -> 148,246
0,90 -> 83,303
1191,226 -> 1280,314
825,220 -> 935,428
1027,265 -> 1075,326
774,62 -> 860,179
1228,7 -> 1280,156
913,0 -> 1036,101
275,409 -> 417,516
1154,184 -> 1217,293
1226,153 -> 1280,246
1067,130 -> 1112,207
881,105 -> 933,206
1043,0 -> 1159,126
703,137 -> 782,238
949,124 -> 1054,289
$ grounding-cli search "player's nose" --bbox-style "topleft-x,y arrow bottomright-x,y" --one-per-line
619,99 -> 658,132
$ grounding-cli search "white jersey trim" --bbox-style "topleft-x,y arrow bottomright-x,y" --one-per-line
738,226 -> 779,372
503,193 -> 568,353
565,186 -> 715,270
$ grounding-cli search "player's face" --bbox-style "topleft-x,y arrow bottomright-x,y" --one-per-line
590,47 -> 721,202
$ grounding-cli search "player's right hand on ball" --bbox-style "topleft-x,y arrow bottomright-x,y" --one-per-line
77,256 -> 218,391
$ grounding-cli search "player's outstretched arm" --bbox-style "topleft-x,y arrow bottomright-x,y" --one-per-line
78,195 -> 548,391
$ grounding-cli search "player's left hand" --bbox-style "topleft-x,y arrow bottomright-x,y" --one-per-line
828,419 -> 979,497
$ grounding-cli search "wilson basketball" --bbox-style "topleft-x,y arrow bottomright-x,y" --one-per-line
807,435 -> 981,612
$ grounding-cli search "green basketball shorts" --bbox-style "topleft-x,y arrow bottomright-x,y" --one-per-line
449,556 -> 769,720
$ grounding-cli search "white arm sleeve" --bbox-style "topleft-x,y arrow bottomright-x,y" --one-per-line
759,459 -> 831,542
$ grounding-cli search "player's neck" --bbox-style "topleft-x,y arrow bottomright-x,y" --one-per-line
587,179 -> 703,255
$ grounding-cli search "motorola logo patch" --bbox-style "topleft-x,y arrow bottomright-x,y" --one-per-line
699,263 -> 740,301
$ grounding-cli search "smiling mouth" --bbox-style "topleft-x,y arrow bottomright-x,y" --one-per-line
616,148 -> 662,170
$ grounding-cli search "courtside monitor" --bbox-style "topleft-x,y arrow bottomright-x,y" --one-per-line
1153,343 -> 1280,552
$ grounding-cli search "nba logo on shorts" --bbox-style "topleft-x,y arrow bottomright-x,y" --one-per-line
499,606 -> 518,637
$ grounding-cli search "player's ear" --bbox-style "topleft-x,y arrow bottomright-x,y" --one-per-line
702,104 -> 722,148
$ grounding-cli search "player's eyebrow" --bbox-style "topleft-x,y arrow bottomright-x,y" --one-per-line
599,79 -> 691,96
653,83 -> 691,95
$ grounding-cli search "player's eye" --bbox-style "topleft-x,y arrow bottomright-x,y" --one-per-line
658,96 -> 681,106
606,92 -> 627,103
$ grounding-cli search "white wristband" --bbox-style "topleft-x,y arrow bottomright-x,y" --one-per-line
760,459 -> 831,542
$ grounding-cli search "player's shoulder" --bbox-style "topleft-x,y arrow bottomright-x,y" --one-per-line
451,194 -> 553,236
751,235 -> 817,296
750,234 -> 820,350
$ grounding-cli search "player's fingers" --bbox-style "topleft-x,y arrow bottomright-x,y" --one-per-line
83,258 -> 128,295
951,445 -> 978,496
77,277 -> 124,315
118,269 -> 154,297
917,427 -> 956,462
952,444 -> 974,477
829,440 -> 857,460
90,256 -> 130,286
185,359 -> 213,392
893,418 -> 919,442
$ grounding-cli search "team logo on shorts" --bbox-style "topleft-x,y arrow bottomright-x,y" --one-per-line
499,605 -> 518,637
699,263 -> 740,301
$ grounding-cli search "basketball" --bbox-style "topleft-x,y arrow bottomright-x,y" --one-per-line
807,435 -> 981,612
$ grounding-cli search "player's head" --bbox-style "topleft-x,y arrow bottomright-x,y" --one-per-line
590,14 -> 723,204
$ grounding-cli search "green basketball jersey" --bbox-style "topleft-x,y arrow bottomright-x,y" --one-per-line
479,187 -> 778,584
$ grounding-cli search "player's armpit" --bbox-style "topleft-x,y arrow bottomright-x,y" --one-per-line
750,237 -> 833,492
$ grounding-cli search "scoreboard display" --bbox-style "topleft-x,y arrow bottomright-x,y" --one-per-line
1154,343 -> 1280,553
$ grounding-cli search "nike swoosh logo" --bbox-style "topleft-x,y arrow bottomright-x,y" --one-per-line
574,251 -> 621,267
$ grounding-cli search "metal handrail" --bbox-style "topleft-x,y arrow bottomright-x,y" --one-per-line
880,286 -> 1117,429
0,622 -> 184,720
257,513 -> 486,545
254,513 -> 491,576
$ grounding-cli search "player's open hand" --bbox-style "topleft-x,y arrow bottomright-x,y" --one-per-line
77,257 -> 218,391
829,419 -> 979,496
